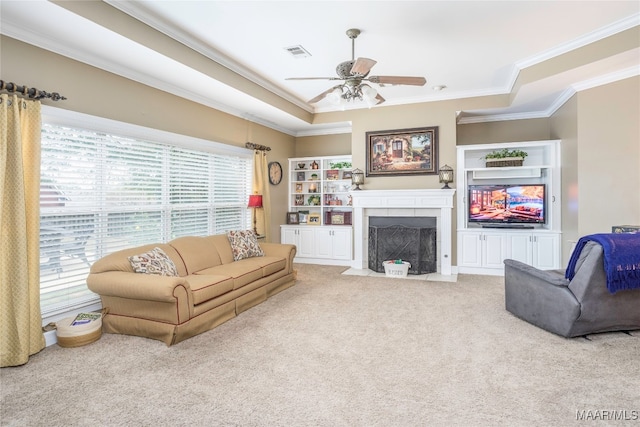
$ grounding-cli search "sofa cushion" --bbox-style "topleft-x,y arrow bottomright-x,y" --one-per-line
251,256 -> 286,277
196,260 -> 263,290
170,236 -> 222,274
226,230 -> 264,261
128,247 -> 179,276
186,274 -> 235,305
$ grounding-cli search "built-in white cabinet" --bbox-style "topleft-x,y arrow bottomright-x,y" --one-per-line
458,230 -> 560,274
281,225 -> 353,265
283,155 -> 354,266
456,141 -> 562,275
281,226 -> 315,258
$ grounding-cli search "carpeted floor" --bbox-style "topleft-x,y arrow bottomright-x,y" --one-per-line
1,264 -> 639,426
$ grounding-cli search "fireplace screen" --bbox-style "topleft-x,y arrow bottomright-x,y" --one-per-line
368,220 -> 436,275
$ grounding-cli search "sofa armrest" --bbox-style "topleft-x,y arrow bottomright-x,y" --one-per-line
504,259 -> 580,337
87,271 -> 190,302
260,243 -> 297,273
503,259 -> 568,287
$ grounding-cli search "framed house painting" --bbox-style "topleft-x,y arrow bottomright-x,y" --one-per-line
366,126 -> 438,176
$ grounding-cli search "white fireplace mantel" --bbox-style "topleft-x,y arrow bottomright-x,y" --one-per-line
350,189 -> 456,275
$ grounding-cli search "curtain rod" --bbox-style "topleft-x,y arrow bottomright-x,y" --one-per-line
245,142 -> 271,152
0,80 -> 67,101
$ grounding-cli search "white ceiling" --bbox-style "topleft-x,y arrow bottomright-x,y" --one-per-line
1,1 -> 639,136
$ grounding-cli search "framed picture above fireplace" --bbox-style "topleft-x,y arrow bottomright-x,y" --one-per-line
366,126 -> 438,177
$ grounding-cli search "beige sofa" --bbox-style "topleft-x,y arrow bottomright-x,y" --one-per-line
87,234 -> 296,345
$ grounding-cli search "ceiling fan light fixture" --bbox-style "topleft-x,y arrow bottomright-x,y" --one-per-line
360,84 -> 378,107
327,86 -> 345,105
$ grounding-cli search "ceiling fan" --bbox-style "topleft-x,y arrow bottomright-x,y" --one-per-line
286,28 -> 426,106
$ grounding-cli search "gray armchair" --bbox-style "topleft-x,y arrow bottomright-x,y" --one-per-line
504,241 -> 640,337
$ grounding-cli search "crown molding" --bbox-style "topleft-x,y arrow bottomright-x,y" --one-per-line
106,0 -> 313,114
516,13 -> 640,69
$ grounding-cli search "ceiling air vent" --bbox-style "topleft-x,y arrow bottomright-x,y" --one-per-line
284,45 -> 311,59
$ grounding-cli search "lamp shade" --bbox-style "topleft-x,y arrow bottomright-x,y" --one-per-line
351,168 -> 365,190
248,194 -> 263,208
438,165 -> 454,189
360,84 -> 378,107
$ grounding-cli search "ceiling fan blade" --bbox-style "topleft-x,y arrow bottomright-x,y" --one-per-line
368,76 -> 427,86
375,94 -> 386,105
350,57 -> 377,76
308,86 -> 340,104
286,77 -> 340,81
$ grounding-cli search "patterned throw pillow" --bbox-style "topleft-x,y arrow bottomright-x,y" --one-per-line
227,230 -> 264,261
128,247 -> 179,276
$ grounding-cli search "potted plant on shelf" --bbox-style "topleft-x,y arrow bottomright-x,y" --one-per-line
483,148 -> 528,168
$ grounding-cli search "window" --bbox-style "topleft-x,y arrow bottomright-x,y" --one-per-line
39,110 -> 252,320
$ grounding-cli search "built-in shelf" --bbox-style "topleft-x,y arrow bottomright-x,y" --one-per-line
456,140 -> 562,275
471,167 -> 543,179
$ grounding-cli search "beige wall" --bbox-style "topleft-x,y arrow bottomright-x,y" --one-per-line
1,35 -> 295,242
457,118 -> 551,145
294,133 -> 351,157
573,77 -> 639,236
550,95 -> 579,263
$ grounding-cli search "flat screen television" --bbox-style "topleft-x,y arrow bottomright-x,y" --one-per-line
468,184 -> 546,225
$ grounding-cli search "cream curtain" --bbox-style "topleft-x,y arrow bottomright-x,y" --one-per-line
252,150 -> 271,241
0,94 -> 45,367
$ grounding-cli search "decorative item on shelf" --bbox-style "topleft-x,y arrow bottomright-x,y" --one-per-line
298,210 -> 309,223
342,170 -> 353,179
311,160 -> 319,170
438,164 -> 454,189
326,170 -> 339,180
329,161 -> 352,169
310,173 -> 318,180
286,212 -> 300,225
297,162 -> 306,169
325,210 -> 352,225
308,195 -> 320,206
351,168 -> 364,190
483,148 -> 528,168
295,194 -> 304,206
309,183 -> 317,193
307,213 -> 321,225
247,194 -> 263,235
296,171 -> 305,181
295,183 -> 303,193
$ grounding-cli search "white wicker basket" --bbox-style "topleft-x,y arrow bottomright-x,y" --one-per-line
383,260 -> 411,278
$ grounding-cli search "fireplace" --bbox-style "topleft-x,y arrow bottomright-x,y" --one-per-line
368,217 -> 437,274
350,189 -> 456,275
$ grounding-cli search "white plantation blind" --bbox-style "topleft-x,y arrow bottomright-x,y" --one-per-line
39,121 -> 252,318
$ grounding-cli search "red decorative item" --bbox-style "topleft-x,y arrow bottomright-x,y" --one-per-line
247,195 -> 263,235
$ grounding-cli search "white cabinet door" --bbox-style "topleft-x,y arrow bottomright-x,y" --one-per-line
281,227 -> 297,246
314,227 -> 352,260
314,228 -> 333,258
297,227 -> 316,258
330,228 -> 352,260
280,226 -> 315,258
482,233 -> 506,269
532,233 -> 559,270
458,231 -> 482,268
459,230 -> 506,270
507,234 -> 532,264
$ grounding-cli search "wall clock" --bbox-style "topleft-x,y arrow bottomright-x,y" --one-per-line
268,161 -> 283,185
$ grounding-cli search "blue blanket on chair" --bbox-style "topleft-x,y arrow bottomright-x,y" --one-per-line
565,233 -> 640,294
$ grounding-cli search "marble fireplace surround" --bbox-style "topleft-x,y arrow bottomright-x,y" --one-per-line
350,189 -> 456,275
